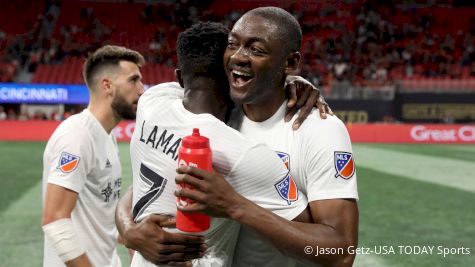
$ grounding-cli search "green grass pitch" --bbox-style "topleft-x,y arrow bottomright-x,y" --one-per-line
0,142 -> 473,266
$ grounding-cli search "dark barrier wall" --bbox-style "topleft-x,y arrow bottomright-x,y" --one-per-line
327,93 -> 475,123
395,92 -> 475,123
327,100 -> 394,123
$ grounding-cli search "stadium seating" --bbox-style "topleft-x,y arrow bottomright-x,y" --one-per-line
400,78 -> 475,91
0,1 -> 44,35
1,0 -> 474,88
0,1 -> 45,81
31,57 -> 174,85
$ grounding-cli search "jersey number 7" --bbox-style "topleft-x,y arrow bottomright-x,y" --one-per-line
133,163 -> 167,221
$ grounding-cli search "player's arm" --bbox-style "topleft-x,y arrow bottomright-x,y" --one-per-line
115,186 -> 207,266
285,75 -> 333,129
176,120 -> 358,266
42,184 -> 92,267
175,166 -> 357,266
151,78 -> 331,130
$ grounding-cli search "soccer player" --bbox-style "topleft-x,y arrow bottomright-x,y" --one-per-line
176,7 -> 358,267
41,45 -> 146,267
124,21 -> 309,267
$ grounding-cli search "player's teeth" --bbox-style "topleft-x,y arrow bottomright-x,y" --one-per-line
232,70 -> 251,76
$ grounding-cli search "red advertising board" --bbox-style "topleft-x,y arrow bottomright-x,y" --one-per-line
0,121 -> 61,141
1,121 -> 474,144
0,120 -> 136,142
112,121 -> 137,142
347,124 -> 475,143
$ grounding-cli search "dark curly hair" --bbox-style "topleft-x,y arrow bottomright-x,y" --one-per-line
176,21 -> 229,76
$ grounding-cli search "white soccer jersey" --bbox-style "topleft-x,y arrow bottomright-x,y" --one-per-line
130,82 -> 308,267
231,101 -> 358,267
42,109 -> 122,267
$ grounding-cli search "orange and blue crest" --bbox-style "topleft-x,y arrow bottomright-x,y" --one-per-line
57,152 -> 80,173
275,173 -> 298,205
276,151 -> 290,170
275,151 -> 297,205
334,151 -> 355,179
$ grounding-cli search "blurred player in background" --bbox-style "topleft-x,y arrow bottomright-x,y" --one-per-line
41,45 -> 145,267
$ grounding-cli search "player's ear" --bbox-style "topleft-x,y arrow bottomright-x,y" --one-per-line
284,51 -> 301,75
175,69 -> 184,88
101,78 -> 113,96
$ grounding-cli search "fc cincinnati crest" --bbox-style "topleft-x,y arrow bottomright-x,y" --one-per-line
334,151 -> 355,179
275,173 -> 298,205
57,152 -> 80,173
276,151 -> 290,170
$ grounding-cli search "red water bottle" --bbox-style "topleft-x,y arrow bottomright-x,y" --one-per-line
176,128 -> 211,232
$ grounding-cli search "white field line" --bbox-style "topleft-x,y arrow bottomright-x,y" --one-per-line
353,253 -> 396,267
353,145 -> 475,193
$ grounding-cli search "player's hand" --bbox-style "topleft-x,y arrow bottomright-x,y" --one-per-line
117,235 -> 135,259
285,75 -> 333,130
175,166 -> 244,218
122,214 -> 206,266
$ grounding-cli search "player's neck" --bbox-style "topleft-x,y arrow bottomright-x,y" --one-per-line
87,101 -> 120,134
183,89 -> 228,122
182,78 -> 229,121
243,87 -> 285,122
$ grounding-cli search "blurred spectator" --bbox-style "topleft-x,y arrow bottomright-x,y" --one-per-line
140,4 -> 154,24
442,112 -> 455,124
7,108 -> 17,120
92,18 -> 111,43
18,111 -> 29,121
0,106 -> 6,120
32,111 -> 47,120
50,109 -> 63,121
63,107 -> 79,119
333,59 -> 350,81
1,0 -> 474,86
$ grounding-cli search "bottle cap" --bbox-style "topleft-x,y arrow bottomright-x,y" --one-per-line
182,128 -> 210,149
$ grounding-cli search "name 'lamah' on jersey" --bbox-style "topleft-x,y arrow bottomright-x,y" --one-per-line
138,120 -> 182,161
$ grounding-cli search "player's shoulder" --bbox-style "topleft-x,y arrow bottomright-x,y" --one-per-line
299,109 -> 346,132
295,109 -> 351,149
142,82 -> 183,100
145,81 -> 182,93
202,120 -> 265,176
208,119 -> 254,145
52,112 -> 94,141
138,82 -> 183,112
205,120 -> 262,159
55,112 -> 86,133
46,112 -> 93,154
